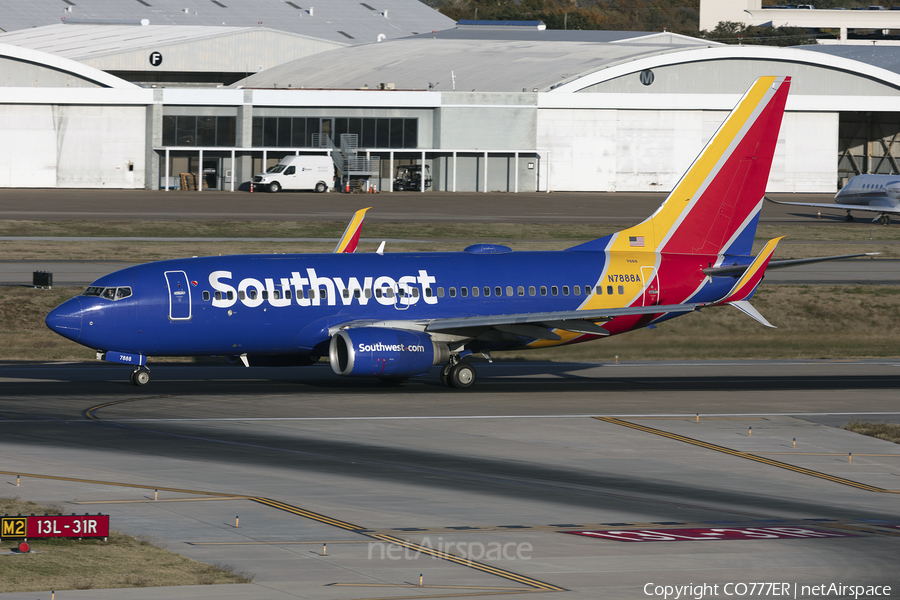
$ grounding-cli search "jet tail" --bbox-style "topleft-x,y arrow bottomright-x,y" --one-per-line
605,76 -> 791,257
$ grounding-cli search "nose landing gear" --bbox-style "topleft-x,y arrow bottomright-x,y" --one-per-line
130,366 -> 150,386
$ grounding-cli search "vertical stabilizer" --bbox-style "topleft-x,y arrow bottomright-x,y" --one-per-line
612,76 -> 790,257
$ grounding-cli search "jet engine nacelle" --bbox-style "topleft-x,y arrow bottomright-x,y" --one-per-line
329,327 -> 449,379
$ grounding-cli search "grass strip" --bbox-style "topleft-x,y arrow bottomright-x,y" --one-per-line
0,496 -> 253,593
842,421 -> 900,444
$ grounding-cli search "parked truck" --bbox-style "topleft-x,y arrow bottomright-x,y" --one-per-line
252,155 -> 333,193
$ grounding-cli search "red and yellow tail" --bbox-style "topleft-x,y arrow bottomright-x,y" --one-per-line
613,76 -> 790,257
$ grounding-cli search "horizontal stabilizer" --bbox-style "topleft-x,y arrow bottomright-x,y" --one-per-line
715,237 -> 783,304
704,252 -> 880,277
728,300 -> 775,328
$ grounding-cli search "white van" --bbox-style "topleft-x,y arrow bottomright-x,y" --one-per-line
252,155 -> 333,193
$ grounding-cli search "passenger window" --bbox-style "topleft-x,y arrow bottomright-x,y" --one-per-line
214,291 -> 221,301
596,285 -> 603,295
518,286 -> 525,296
584,285 -> 591,295
506,286 -> 514,296
385,289 -> 394,299
449,287 -> 456,297
365,289 -> 372,298
320,288 -> 327,299
227,291 -> 234,300
354,289 -> 361,299
618,285 -> 624,295
551,286 -> 558,296
425,288 -> 432,297
262,291 -> 269,300
461,287 -> 468,297
562,286 -> 569,296
203,291 -> 210,301
249,290 -> 257,300
285,290 -> 292,300
472,287 -> 479,297
273,290 -> 281,300
607,286 -> 613,295
375,288 -> 382,298
540,286 -> 547,296
342,289 -> 350,299
484,286 -> 491,297
573,285 -> 580,296
495,286 -> 502,297
596,286 -> 602,296
529,286 -> 536,296
238,290 -> 246,300
412,288 -> 419,298
437,287 -> 445,297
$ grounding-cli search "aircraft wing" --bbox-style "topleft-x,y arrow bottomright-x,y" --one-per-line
765,197 -> 900,215
424,303 -> 701,336
333,207 -> 371,253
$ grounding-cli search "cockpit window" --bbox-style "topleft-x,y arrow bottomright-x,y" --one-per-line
82,286 -> 133,301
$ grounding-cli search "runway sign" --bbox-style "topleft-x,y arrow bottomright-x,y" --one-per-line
565,527 -> 853,542
1,515 -> 109,539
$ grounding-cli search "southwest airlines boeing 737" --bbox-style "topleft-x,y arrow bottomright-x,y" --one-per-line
44,76 -> 866,388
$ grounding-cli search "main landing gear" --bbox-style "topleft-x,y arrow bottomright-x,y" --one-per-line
130,366 -> 150,386
879,214 -> 891,225
440,355 -> 476,389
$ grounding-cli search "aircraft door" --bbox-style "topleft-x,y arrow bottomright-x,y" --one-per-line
393,283 -> 410,310
641,266 -> 659,306
165,270 -> 192,320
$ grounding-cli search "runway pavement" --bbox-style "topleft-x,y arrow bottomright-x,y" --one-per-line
1,360 -> 899,599
0,188 -> 854,224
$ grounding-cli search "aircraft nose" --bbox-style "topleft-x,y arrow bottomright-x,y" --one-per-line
46,297 -> 84,341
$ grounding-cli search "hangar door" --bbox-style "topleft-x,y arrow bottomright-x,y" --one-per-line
839,112 -> 900,184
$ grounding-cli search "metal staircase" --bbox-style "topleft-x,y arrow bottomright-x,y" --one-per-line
311,133 -> 379,188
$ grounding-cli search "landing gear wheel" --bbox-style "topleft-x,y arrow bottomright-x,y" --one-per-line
268,181 -> 281,193
131,367 -> 150,387
449,362 -> 476,389
440,362 -> 453,387
880,214 -> 891,225
845,213 -> 854,222
315,181 -> 327,193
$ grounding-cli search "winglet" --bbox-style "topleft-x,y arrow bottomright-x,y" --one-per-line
334,207 -> 371,254
717,236 -> 784,304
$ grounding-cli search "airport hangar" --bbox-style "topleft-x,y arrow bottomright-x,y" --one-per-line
2,22 -> 900,193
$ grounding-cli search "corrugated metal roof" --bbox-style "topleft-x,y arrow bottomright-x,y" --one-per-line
405,28 -> 663,43
795,44 -> 900,76
0,24 -> 340,60
0,0 -> 454,46
232,38 -> 701,92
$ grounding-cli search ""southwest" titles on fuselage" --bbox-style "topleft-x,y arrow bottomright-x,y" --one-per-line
209,268 -> 438,309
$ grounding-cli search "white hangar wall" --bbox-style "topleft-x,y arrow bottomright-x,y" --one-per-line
0,103 -> 147,188
537,106 -> 839,193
